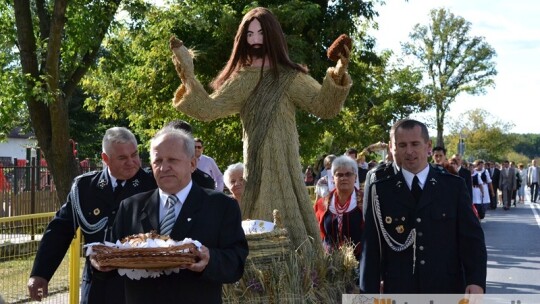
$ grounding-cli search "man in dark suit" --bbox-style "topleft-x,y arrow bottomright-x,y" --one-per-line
487,161 -> 501,209
452,153 -> 473,200
28,127 -> 157,303
360,119 -> 486,294
112,127 -> 248,304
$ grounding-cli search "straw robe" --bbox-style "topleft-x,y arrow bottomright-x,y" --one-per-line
172,58 -> 351,250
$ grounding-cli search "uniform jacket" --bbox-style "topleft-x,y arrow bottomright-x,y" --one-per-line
359,163 -> 487,294
192,167 -> 215,190
113,184 -> 248,304
30,168 -> 157,304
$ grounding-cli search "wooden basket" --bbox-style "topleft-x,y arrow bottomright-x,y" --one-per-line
91,243 -> 198,269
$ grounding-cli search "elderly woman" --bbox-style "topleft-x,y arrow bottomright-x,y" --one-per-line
223,163 -> 245,205
313,155 -> 364,259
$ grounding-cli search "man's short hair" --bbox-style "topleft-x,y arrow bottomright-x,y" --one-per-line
151,127 -> 195,159
432,146 -> 447,155
346,148 -> 358,155
390,119 -> 430,143
165,120 -> 193,133
102,127 -> 138,155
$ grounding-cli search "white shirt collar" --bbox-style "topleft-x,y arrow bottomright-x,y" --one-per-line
401,164 -> 430,190
159,180 -> 193,207
107,168 -> 124,188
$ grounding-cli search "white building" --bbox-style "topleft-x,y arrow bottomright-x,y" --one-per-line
0,128 -> 37,165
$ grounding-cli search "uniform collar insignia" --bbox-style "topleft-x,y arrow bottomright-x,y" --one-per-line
132,179 -> 140,187
396,180 -> 403,188
98,178 -> 108,189
430,178 -> 437,185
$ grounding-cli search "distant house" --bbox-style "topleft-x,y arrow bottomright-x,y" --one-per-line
0,127 -> 37,166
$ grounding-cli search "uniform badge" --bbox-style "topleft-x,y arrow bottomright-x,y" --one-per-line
395,225 -> 405,234
93,208 -> 100,216
401,216 -> 406,221
132,179 -> 140,187
98,179 -> 107,189
385,216 -> 392,224
430,178 -> 437,185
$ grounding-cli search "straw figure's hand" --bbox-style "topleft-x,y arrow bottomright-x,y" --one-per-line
170,36 -> 195,82
327,34 -> 352,85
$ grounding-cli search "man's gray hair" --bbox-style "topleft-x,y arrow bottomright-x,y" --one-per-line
331,155 -> 358,176
102,127 -> 138,155
224,162 -> 244,189
150,127 -> 195,159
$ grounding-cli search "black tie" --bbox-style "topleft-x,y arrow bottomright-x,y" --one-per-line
411,175 -> 422,203
114,180 -> 124,199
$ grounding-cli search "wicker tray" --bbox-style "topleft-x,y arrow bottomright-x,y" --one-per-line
91,243 -> 198,269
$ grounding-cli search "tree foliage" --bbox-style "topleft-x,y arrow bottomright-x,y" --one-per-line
3,0 -> 123,201
446,108 -> 516,162
402,8 -> 497,148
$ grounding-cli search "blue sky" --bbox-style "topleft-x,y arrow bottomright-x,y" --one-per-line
369,0 -> 540,134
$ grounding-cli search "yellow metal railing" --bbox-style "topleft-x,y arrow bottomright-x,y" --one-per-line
0,213 -> 82,304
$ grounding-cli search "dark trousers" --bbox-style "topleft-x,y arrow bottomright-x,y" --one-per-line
490,187 -> 499,209
531,182 -> 539,202
474,203 -> 486,219
501,188 -> 513,208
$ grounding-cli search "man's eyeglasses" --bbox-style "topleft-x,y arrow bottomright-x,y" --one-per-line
334,172 -> 355,178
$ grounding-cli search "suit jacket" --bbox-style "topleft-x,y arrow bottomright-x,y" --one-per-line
30,168 -> 157,304
527,166 -> 540,185
458,166 -> 473,200
490,168 -> 500,190
359,163 -> 486,293
113,184 -> 248,304
499,167 -> 517,191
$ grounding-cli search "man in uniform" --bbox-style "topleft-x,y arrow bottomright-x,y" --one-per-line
359,119 -> 486,294
27,127 -> 157,303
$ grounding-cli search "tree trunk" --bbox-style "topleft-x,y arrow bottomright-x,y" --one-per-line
14,0 -> 78,203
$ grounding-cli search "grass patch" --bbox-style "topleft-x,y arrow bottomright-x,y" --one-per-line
0,255 -> 85,303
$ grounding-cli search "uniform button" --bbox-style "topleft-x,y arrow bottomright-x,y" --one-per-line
418,232 -> 423,237
420,260 -> 425,265
416,218 -> 421,223
419,246 -> 424,250
442,213 -> 446,217
112,211 -> 116,214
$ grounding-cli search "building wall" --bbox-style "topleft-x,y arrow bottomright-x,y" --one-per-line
0,138 -> 37,164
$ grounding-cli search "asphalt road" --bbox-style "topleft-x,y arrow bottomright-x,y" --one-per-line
482,199 -> 540,294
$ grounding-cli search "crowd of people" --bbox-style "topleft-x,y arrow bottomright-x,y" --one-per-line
22,5 -> 538,303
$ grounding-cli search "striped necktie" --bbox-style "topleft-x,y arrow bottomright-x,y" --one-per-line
160,195 -> 179,236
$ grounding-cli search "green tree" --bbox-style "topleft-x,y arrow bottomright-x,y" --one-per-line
402,8 -> 497,148
446,108 -> 516,162
4,0 -> 123,200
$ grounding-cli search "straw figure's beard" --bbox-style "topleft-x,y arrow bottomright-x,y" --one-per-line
248,44 -> 265,58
